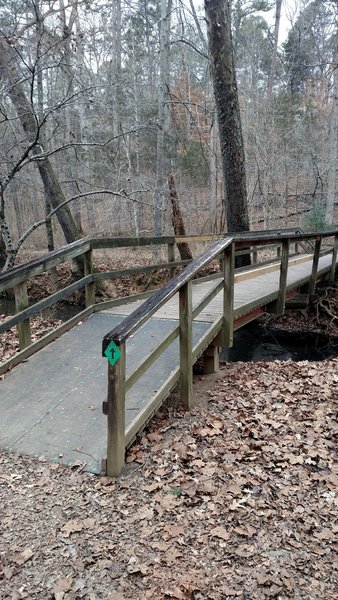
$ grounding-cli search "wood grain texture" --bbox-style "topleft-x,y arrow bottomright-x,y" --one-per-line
106,343 -> 126,477
84,249 -> 95,307
179,281 -> 193,409
223,243 -> 235,347
276,239 -> 290,315
0,239 -> 90,293
309,238 -> 322,296
14,282 -> 31,350
0,275 -> 92,334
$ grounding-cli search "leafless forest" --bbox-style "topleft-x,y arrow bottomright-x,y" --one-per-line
0,0 -> 337,270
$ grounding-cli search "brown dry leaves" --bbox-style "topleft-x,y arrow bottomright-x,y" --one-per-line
1,358 -> 338,599
0,314 -> 62,363
266,281 -> 338,338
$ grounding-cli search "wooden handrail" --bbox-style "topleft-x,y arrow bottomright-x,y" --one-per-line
101,228 -> 338,476
0,227 -> 321,294
102,236 -> 233,349
0,275 -> 93,334
0,236 -> 176,292
102,228 -> 338,349
0,239 -> 90,293
0,228 -> 306,292
91,235 -> 175,249
234,230 -> 336,246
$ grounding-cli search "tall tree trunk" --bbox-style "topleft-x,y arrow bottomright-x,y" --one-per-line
267,0 -> 282,101
75,12 -> 96,233
0,232 -> 6,271
108,0 -> 122,233
210,112 -> 218,232
326,42 -> 337,225
36,11 -> 55,254
204,0 -> 250,240
154,0 -> 172,248
0,36 -> 82,249
168,172 -> 192,260
60,0 -> 82,231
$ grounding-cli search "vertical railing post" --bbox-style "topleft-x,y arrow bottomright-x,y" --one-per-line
309,237 -> 322,297
276,239 -> 290,315
14,282 -> 31,350
179,280 -> 193,409
252,246 -> 258,264
223,242 -> 235,348
277,245 -> 281,258
106,342 -> 126,477
168,242 -> 175,278
84,248 -> 95,308
329,234 -> 338,283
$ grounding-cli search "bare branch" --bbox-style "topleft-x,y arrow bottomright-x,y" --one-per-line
170,38 -> 208,60
15,188 -> 154,250
29,124 -> 158,162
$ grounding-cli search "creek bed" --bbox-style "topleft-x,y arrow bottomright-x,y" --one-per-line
221,320 -> 338,362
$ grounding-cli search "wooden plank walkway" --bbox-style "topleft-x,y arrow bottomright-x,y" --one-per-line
103,253 -> 331,322
0,252 -> 334,472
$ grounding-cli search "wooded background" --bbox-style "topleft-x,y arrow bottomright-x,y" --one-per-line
0,0 -> 337,270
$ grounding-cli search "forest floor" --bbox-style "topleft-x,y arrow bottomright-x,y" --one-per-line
1,358 -> 337,600
1,256 -> 338,599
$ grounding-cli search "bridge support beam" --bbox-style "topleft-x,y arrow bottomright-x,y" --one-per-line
329,235 -> 338,283
203,342 -> 220,374
309,237 -> 322,297
276,239 -> 290,315
168,242 -> 175,278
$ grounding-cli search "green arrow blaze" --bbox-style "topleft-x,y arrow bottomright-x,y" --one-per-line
104,340 -> 121,367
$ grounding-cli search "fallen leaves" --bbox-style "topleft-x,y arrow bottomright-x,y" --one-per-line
52,575 -> 73,596
12,548 -> 34,566
128,506 -> 154,522
234,525 -> 256,538
1,358 -> 338,599
60,517 -> 97,538
210,526 -> 230,541
0,313 -> 62,363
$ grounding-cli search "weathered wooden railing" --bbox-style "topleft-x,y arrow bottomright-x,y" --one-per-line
0,235 -> 194,374
102,236 -> 234,474
0,228 -> 303,375
102,229 -> 338,476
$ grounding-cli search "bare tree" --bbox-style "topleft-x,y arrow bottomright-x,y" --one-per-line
204,0 -> 250,239
325,30 -> 337,224
0,34 -> 82,269
267,0 -> 282,100
154,0 -> 173,244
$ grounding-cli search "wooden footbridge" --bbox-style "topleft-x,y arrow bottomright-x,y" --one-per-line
1,228 -> 337,475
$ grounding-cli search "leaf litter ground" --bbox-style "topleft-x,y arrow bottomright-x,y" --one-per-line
1,358 -> 338,599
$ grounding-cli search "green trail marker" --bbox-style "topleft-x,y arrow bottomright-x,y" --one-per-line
104,340 -> 121,367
